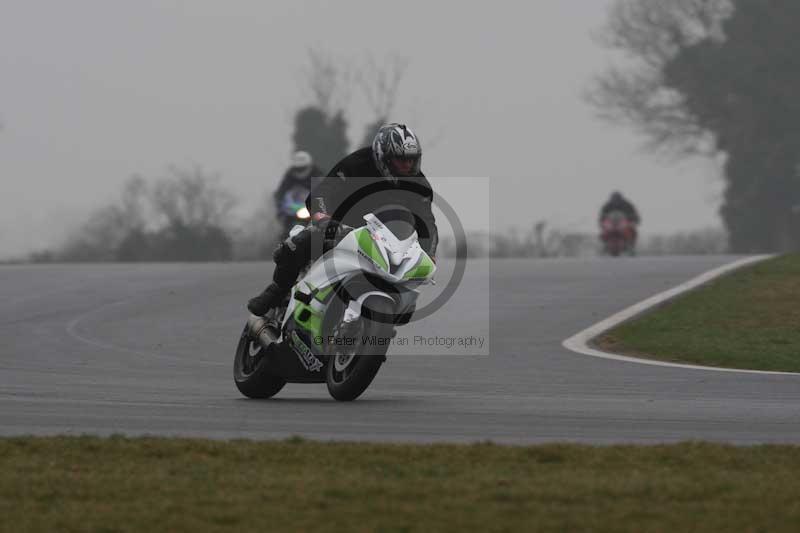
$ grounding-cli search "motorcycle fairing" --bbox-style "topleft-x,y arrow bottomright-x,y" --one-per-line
281,216 -> 435,358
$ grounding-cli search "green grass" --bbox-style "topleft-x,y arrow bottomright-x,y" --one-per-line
2,436 -> 800,532
596,254 -> 800,372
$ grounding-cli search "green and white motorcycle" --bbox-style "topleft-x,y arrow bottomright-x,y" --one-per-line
233,212 -> 436,401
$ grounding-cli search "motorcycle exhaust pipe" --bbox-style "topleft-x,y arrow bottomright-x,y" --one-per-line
247,315 -> 279,351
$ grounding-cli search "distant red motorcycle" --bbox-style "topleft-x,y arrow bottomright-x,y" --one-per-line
600,210 -> 637,256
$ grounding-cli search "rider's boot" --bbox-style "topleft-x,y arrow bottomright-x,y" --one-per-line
247,282 -> 289,316
248,227 -> 312,316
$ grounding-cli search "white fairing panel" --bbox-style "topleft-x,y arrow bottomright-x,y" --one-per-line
281,215 -> 436,332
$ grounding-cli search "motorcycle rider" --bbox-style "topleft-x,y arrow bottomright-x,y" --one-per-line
599,191 -> 640,225
247,123 -> 438,316
599,191 -> 641,251
273,150 -> 321,213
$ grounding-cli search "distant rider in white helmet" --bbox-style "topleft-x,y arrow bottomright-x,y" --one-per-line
273,150 -> 321,214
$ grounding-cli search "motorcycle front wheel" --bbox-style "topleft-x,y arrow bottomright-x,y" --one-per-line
325,296 -> 394,401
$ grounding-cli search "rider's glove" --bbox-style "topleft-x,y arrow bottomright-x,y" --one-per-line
315,218 -> 353,252
311,211 -> 330,224
314,217 -> 339,239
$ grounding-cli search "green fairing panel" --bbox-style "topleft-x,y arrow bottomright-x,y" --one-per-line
305,281 -> 334,303
315,286 -> 333,302
354,228 -> 389,271
293,302 -> 323,339
403,254 -> 435,280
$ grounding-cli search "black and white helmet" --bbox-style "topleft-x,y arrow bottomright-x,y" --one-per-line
372,123 -> 422,178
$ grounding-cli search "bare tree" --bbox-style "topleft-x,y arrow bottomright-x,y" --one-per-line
587,0 -> 732,155
294,49 -> 440,161
302,48 -> 356,116
298,48 -> 417,148
150,165 -> 237,229
358,54 -> 409,121
357,54 -> 411,146
301,48 -> 409,125
590,0 -> 800,252
55,175 -> 149,261
119,174 -> 148,230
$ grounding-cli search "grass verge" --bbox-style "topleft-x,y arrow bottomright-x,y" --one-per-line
596,253 -> 800,372
2,436 -> 800,532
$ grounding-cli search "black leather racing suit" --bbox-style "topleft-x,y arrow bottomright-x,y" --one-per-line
269,147 -> 439,289
599,197 -> 641,224
272,165 -> 322,211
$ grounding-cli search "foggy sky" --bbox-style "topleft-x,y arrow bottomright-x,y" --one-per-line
0,0 -> 724,259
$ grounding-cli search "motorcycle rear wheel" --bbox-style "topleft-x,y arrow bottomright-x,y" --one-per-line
233,324 -> 286,399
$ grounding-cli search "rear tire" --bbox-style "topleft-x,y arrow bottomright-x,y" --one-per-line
325,296 -> 394,402
233,325 -> 286,399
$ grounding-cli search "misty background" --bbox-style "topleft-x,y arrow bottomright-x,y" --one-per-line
0,1 -> 766,260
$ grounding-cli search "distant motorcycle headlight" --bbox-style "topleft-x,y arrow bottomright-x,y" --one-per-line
296,207 -> 310,220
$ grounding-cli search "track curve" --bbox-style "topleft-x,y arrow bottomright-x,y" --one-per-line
1,257 -> 798,444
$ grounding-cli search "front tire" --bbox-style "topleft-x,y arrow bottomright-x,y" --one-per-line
233,325 -> 286,398
325,296 -> 394,401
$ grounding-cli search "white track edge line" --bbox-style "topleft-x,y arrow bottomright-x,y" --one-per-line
561,254 -> 800,376
65,299 -> 227,367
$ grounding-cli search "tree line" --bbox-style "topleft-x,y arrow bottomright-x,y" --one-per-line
27,51 -> 410,263
438,224 -> 728,259
30,167 -> 241,262
590,0 -> 800,252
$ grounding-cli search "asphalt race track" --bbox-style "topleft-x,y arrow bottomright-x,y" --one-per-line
1,256 -> 798,444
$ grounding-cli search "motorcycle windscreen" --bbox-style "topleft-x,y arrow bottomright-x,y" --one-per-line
369,208 -> 418,265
